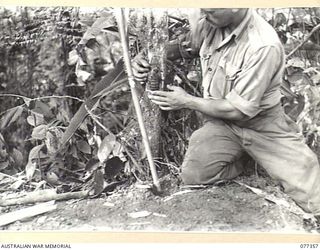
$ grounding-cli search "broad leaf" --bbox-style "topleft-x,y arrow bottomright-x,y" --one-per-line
12,148 -> 23,167
0,161 -> 9,171
45,130 -> 60,155
112,141 -> 126,161
27,113 -> 45,126
22,97 -> 32,107
31,124 -> 48,140
29,144 -> 45,161
10,178 -> 25,190
32,101 -> 54,119
68,49 -> 79,65
85,158 -> 100,172
105,156 -> 125,179
25,144 -> 44,181
26,161 -> 37,181
287,57 -> 305,69
76,68 -> 92,82
77,140 -> 91,154
311,72 -> 320,85
0,106 -> 24,129
79,12 -> 116,45
97,134 -> 116,163
90,169 -> 106,196
112,141 -> 123,157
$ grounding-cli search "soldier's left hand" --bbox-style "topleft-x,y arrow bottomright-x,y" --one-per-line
148,85 -> 191,110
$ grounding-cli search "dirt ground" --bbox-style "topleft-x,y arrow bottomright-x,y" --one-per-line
2,171 -> 320,233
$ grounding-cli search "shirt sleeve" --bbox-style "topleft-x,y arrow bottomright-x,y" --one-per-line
225,45 -> 282,118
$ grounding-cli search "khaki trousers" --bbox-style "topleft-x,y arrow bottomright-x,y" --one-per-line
181,104 -> 320,215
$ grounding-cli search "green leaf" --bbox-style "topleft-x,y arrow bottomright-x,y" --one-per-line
85,158 -> 100,172
0,133 -> 4,143
0,133 -> 7,158
12,148 -> 23,167
26,161 -> 37,181
97,134 -> 116,163
25,144 -> 44,181
45,130 -> 59,155
76,68 -> 92,82
79,12 -> 116,45
311,73 -> 320,84
27,113 -> 45,126
31,124 -> 48,140
112,141 -> 126,161
10,178 -> 25,190
89,169 -> 106,196
0,161 -> 9,171
68,49 -> 79,66
287,57 -> 305,69
77,140 -> 91,154
28,144 -> 45,162
32,101 -> 53,119
0,106 -> 24,130
112,141 -> 123,156
22,97 -> 32,107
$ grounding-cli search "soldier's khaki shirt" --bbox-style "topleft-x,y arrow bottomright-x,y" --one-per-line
179,9 -> 285,119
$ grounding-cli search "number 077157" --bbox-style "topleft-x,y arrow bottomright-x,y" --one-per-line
300,244 -> 319,248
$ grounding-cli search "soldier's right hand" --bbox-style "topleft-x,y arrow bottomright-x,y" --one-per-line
132,53 -> 151,82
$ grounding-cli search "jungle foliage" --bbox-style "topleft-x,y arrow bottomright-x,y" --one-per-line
0,7 -> 319,195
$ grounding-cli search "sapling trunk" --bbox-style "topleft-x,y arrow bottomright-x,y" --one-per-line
136,9 -> 169,159
115,8 -> 161,192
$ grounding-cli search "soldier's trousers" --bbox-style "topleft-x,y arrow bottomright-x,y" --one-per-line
181,104 -> 320,215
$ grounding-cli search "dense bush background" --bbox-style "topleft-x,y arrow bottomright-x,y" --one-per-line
0,7 -> 319,192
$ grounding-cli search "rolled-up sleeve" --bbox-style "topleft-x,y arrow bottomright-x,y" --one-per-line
225,45 -> 281,118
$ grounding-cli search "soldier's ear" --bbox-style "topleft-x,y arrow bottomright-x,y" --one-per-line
231,9 -> 241,13
231,8 -> 249,13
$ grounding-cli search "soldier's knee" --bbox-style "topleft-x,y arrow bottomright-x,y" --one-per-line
180,160 -> 243,185
180,161 -> 222,185
180,167 -> 202,184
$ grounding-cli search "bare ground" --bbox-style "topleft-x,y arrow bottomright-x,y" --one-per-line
2,171 -> 320,233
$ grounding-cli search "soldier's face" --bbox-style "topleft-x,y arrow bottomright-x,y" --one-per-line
200,8 -> 240,27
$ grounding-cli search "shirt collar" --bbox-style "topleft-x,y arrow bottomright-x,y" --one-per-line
217,9 -> 253,50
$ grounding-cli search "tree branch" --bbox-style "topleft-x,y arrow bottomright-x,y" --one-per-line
286,23 -> 320,58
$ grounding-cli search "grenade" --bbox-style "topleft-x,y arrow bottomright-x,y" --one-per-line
147,56 -> 162,91
148,67 -> 161,91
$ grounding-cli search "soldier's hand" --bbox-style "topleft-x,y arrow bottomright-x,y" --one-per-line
148,85 -> 191,110
132,53 -> 150,82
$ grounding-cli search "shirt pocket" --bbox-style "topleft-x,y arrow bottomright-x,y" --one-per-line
221,61 -> 242,95
200,53 -> 212,74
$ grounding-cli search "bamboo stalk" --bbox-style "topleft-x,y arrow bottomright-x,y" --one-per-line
0,190 -> 89,206
115,8 -> 161,192
0,201 -> 57,227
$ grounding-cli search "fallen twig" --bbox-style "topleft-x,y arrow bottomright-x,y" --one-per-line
235,180 -> 315,219
128,211 -> 152,219
0,172 -> 18,181
0,201 -> 57,227
163,189 -> 195,202
0,189 -> 89,206
233,180 -> 290,207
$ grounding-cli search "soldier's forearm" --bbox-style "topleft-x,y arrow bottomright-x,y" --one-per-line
186,95 -> 247,121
